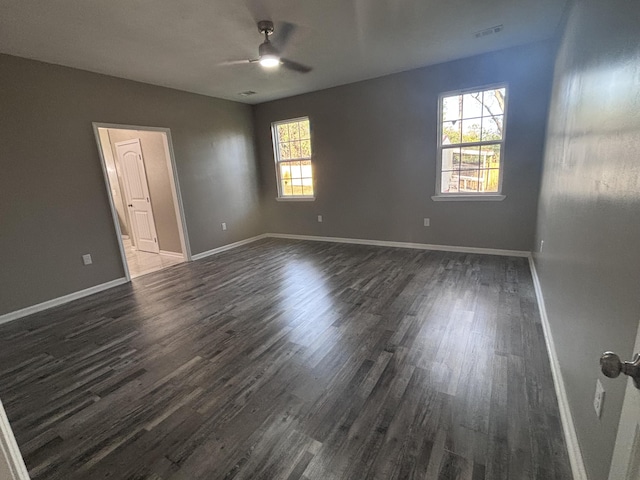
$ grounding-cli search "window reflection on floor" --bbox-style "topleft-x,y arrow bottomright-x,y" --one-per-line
277,257 -> 339,351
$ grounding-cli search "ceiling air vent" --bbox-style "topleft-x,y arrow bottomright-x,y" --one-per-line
474,25 -> 503,39
238,91 -> 257,97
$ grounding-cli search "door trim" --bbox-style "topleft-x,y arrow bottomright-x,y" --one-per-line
0,400 -> 30,480
92,123 -> 192,281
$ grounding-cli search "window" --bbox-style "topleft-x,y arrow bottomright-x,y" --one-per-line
272,117 -> 314,199
436,85 -> 507,199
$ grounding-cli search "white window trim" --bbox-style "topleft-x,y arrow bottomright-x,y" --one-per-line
276,196 -> 316,202
271,116 -> 315,201
431,194 -> 505,201
433,83 -> 508,201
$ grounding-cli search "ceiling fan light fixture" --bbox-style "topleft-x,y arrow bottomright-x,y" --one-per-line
258,39 -> 280,68
220,20 -> 311,74
259,55 -> 280,68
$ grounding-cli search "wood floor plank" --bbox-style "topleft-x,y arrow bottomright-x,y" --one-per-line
0,238 -> 572,479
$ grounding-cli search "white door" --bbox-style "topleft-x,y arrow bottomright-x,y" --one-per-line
608,321 -> 640,480
115,139 -> 159,254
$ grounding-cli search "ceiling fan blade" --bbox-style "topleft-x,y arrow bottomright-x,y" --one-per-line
280,58 -> 312,73
217,59 -> 258,67
272,21 -> 297,50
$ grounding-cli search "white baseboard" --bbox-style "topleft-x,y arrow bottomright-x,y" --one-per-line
0,278 -> 128,327
0,231 -> 527,328
528,255 -> 587,480
0,401 -> 32,480
0,235 -> 268,326
191,234 -> 268,261
265,233 -> 530,258
159,250 -> 184,259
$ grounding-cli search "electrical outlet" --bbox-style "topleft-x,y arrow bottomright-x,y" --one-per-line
317,215 -> 323,223
540,240 -> 545,253
594,379 -> 605,418
82,254 -> 92,265
424,218 -> 430,227
221,222 -> 227,231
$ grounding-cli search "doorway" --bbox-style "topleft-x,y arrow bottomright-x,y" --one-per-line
93,124 -> 191,279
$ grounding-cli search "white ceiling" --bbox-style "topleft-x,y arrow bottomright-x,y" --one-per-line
0,0 -> 568,104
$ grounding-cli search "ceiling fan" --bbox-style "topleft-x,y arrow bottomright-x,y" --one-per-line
222,20 -> 312,73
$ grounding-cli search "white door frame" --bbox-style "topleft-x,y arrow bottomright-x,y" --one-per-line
92,123 -> 192,281
0,400 -> 29,480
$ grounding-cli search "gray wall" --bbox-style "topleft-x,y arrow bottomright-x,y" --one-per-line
534,1 -> 640,478
107,128 -> 181,253
0,54 -> 262,316
254,42 -> 556,251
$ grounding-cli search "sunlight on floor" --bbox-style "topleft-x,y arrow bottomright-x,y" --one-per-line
122,237 -> 183,278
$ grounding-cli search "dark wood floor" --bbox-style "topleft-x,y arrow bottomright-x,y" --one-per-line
0,239 -> 571,480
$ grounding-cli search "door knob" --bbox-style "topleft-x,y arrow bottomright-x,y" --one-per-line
128,204 -> 133,207
600,351 -> 640,389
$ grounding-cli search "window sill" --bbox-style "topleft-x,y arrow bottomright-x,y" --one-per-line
276,196 -> 316,202
431,194 -> 506,202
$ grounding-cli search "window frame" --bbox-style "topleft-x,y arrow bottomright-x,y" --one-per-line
433,83 -> 508,201
271,116 -> 315,201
